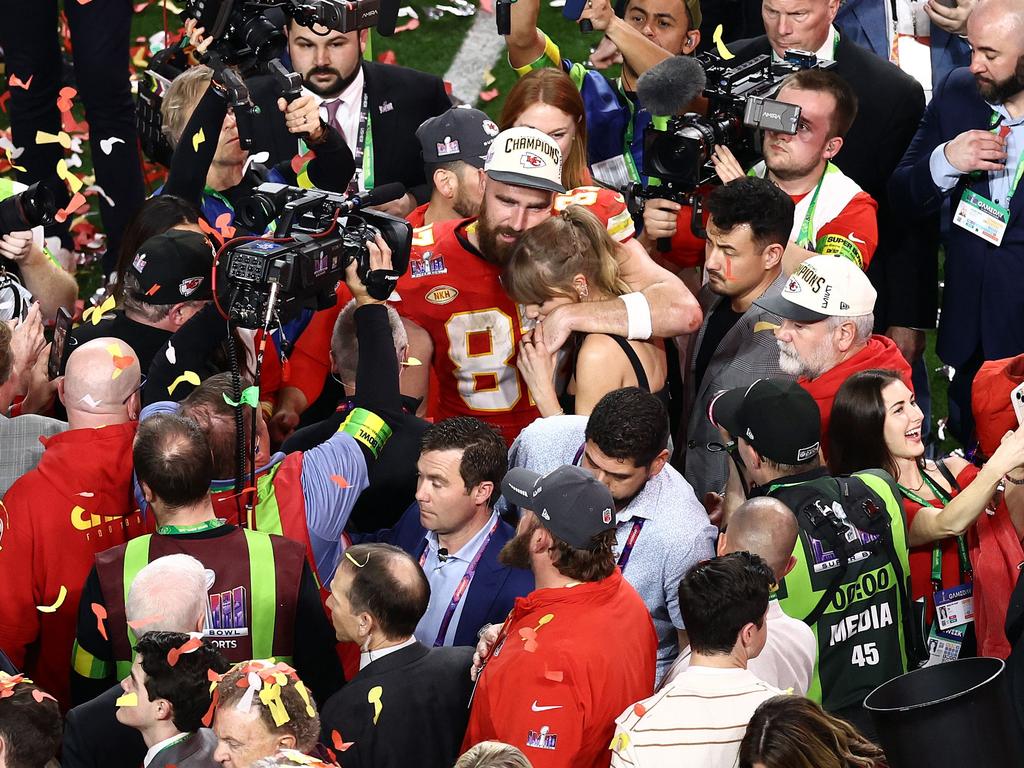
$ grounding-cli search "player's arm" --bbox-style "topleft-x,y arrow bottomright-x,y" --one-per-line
580,0 -> 674,90
811,192 -> 879,270
506,0 -> 548,69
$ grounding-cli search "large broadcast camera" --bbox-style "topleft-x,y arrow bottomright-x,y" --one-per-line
632,50 -> 835,241
221,181 -> 411,329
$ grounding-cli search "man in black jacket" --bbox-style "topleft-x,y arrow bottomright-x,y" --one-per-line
259,20 -> 452,217
320,543 -> 474,768
728,0 -> 935,370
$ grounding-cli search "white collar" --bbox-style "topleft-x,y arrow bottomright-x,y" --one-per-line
143,733 -> 188,767
773,25 -> 837,63
424,510 -> 498,565
359,636 -> 416,670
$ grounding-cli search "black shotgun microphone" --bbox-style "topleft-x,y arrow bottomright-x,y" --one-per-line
635,55 -> 707,116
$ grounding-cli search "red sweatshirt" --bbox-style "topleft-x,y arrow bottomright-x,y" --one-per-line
0,422 -> 149,708
800,334 -> 912,447
464,568 -> 657,768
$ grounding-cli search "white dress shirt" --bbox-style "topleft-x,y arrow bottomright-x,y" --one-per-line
359,635 -> 416,670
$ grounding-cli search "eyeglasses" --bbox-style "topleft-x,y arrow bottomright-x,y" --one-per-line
122,375 -> 147,405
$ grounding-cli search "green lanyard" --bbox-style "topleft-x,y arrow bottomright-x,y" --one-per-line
621,82 -> 669,186
156,518 -> 227,536
795,165 -> 829,249
987,110 -> 1024,201
897,475 -> 971,590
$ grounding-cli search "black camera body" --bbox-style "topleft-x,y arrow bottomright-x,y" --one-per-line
223,182 -> 411,329
0,180 -> 62,235
641,50 -> 835,191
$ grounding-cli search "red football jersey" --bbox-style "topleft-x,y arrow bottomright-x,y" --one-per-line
552,185 -> 635,243
395,218 -> 538,444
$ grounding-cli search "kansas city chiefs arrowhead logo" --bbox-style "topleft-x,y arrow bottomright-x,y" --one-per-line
179,276 -> 204,297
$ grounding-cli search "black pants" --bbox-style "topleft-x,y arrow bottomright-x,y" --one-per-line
0,0 -> 144,272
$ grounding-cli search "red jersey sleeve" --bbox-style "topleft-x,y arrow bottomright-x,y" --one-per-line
286,283 -> 353,406
814,191 -> 879,269
554,186 -> 635,243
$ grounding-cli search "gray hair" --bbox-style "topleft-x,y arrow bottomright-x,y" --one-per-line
126,554 -> 208,635
826,312 -> 874,345
331,299 -> 408,381
455,742 -> 534,768
161,66 -> 213,148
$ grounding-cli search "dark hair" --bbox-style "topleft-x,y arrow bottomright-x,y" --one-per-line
828,369 -> 905,480
115,195 -> 202,298
134,414 -> 215,508
549,527 -> 617,582
216,662 -> 320,751
585,387 -> 669,467
134,631 -> 229,733
677,552 -> 774,655
421,417 -> 508,506
739,696 -> 886,768
706,177 -> 795,251
780,68 -> 859,138
0,677 -> 61,768
343,543 -> 430,639
181,372 -> 254,479
426,159 -> 472,180
0,321 -> 12,386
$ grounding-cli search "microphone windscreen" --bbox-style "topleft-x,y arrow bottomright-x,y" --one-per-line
636,56 -> 707,116
363,182 -> 407,208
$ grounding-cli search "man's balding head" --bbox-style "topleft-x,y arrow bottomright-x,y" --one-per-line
968,0 -> 1024,104
719,497 -> 799,582
133,414 -> 214,512
61,337 -> 141,427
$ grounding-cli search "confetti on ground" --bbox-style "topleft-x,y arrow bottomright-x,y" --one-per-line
168,370 -> 201,396
394,17 -> 420,32
479,88 -> 499,102
36,585 -> 68,613
115,691 -> 138,707
483,69 -> 496,87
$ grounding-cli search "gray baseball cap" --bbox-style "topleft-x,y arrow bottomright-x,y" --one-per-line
501,465 -> 616,550
417,107 -> 500,169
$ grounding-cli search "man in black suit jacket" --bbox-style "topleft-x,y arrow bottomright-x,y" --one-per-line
252,21 -> 451,217
321,543 -> 474,768
728,0 -> 936,367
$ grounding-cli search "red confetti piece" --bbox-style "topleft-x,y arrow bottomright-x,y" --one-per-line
91,603 -> 108,641
145,283 -> 161,296
57,86 -> 77,113
331,730 -> 355,752
32,689 -> 57,703
376,50 -> 397,65
207,668 -> 223,683
544,667 -> 563,682
201,686 -> 219,727
9,74 -> 33,90
112,355 -> 135,370
444,81 -> 453,96
127,614 -> 162,629
289,150 -> 315,175
55,192 -> 87,224
331,474 -> 350,489
0,91 -> 11,113
633,703 -> 647,717
393,17 -> 420,33
213,212 -> 236,239
479,89 -> 500,102
167,637 -> 202,666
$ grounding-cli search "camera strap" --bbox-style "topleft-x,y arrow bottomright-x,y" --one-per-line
348,89 -> 373,194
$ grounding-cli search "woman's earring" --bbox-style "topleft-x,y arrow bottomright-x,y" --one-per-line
577,285 -> 589,299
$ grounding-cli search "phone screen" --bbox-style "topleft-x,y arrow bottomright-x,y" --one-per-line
48,307 -> 72,380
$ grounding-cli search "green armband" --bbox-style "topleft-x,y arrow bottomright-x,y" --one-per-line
339,407 -> 393,459
71,639 -> 113,679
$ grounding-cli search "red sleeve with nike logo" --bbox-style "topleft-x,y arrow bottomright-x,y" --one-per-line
813,190 -> 879,269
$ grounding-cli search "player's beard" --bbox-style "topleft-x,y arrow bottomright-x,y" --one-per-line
303,64 -> 359,98
476,201 -> 523,266
498,520 -> 538,570
452,180 -> 481,220
976,54 -> 1024,104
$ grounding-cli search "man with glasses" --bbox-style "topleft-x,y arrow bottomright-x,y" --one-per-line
677,178 -> 796,505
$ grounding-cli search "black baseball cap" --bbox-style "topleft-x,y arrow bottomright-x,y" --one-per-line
128,230 -> 214,305
501,465 -> 616,551
417,107 -> 499,169
708,378 -> 821,465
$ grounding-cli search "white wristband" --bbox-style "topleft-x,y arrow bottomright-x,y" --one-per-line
621,292 -> 652,340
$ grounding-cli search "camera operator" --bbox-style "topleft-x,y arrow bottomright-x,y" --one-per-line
158,21 -> 355,232
140,232 -> 405,590
644,69 -> 878,275
251,19 -> 451,217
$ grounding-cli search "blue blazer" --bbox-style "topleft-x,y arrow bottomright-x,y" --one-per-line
891,67 -> 1024,366
835,0 -> 970,87
353,505 -> 534,647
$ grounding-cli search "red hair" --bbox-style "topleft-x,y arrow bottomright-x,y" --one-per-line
500,68 -> 591,189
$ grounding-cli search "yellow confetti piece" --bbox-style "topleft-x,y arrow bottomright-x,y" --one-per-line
56,159 -> 83,193
712,24 -> 735,60
115,691 -> 138,707
36,585 -> 68,613
402,357 -> 422,367
106,342 -> 123,357
294,680 -> 316,718
753,321 -> 780,333
4,148 -> 25,172
259,683 -> 291,726
482,69 -> 496,87
537,613 -> 554,627
192,127 -> 206,152
168,371 -> 201,397
83,295 -> 116,326
367,685 -> 383,725
36,130 -> 72,149
610,732 -> 630,751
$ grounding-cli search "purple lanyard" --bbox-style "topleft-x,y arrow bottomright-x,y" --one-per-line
420,519 -> 499,647
572,443 -> 644,571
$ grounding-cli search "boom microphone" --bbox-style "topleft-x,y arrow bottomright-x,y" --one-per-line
340,182 -> 407,213
636,56 -> 707,116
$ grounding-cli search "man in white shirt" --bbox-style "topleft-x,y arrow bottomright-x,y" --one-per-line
115,631 -> 228,768
663,497 -> 817,694
611,552 -> 782,768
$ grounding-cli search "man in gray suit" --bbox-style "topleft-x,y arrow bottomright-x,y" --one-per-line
679,178 -> 796,503
115,632 -> 228,768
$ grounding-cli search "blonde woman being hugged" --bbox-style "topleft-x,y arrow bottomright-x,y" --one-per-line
502,205 -> 667,417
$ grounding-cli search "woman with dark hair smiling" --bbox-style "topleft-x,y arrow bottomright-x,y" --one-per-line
828,368 -> 1024,648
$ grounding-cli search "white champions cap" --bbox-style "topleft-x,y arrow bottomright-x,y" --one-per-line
755,255 -> 877,323
483,126 -> 565,194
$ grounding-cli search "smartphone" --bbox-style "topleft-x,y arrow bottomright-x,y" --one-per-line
47,307 -> 72,380
1011,381 -> 1024,427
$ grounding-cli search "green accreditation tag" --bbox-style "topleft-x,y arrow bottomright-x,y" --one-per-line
339,407 -> 392,459
954,189 -> 1009,246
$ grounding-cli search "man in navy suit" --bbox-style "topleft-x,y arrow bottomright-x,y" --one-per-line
352,416 -> 533,647
891,0 -> 1024,444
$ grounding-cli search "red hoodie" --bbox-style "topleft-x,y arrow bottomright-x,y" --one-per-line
0,422 -> 149,708
800,334 -> 912,447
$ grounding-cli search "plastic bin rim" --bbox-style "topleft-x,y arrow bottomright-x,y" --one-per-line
863,657 -> 1005,714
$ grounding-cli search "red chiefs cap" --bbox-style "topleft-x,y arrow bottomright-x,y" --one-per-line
127,230 -> 215,305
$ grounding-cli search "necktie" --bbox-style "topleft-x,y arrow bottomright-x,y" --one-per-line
322,99 -> 343,140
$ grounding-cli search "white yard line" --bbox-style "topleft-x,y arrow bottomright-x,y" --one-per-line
442,8 -> 508,106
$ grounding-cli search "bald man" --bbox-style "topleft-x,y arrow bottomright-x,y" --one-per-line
661,498 -> 817,694
0,337 -> 150,708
